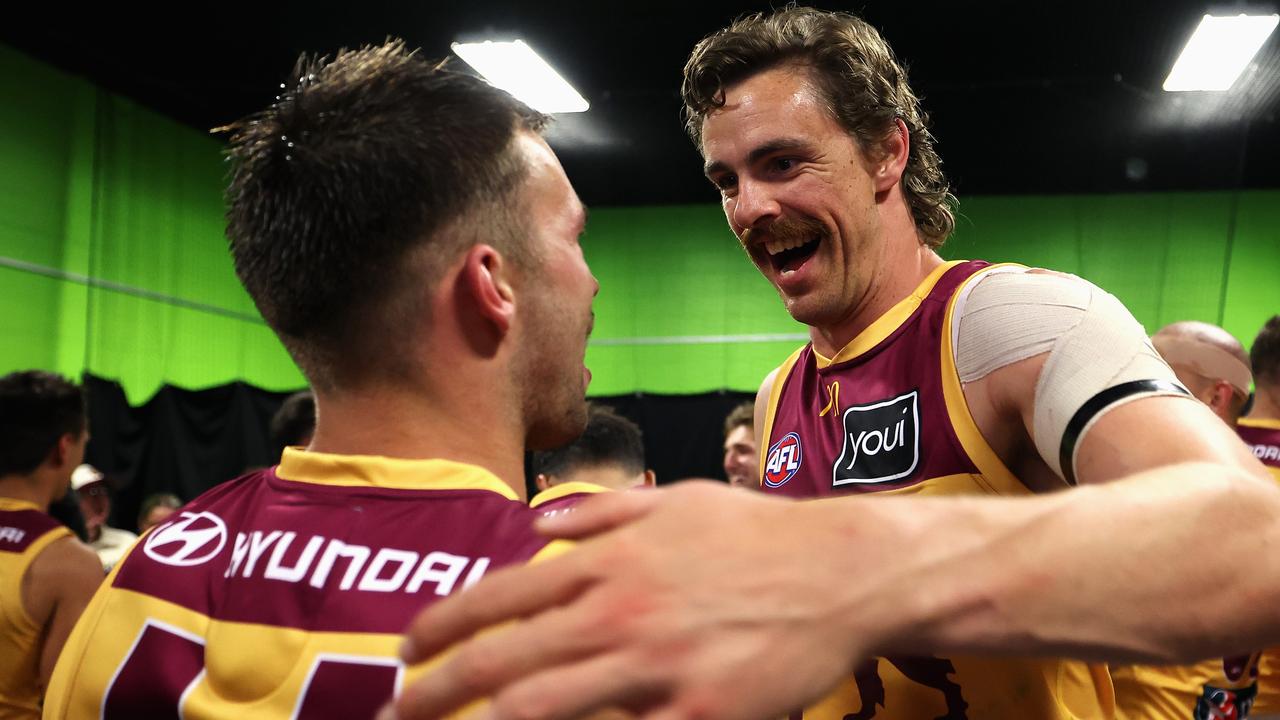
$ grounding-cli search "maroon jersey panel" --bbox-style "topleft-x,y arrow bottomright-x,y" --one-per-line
1239,422 -> 1280,473
763,261 -> 990,499
0,507 -> 64,553
111,468 -> 549,635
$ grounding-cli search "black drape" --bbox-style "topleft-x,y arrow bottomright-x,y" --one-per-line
83,375 -> 753,533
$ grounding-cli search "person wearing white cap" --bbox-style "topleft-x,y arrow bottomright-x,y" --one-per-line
71,464 -> 137,571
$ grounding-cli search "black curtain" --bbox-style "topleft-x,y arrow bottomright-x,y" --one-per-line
82,374 -> 752,533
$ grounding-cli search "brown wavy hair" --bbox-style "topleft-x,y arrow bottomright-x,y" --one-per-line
682,6 -> 955,246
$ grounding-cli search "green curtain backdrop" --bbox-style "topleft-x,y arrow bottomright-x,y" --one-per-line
3,44 -> 1277,403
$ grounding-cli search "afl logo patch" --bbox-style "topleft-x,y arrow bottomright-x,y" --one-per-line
833,389 -> 920,486
764,432 -> 803,488
143,511 -> 228,567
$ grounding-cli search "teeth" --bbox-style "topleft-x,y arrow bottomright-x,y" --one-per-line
764,236 -> 816,256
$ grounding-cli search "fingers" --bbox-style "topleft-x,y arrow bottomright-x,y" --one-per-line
486,652 -> 663,720
534,487 -> 664,539
395,600 -> 619,720
400,555 -> 592,665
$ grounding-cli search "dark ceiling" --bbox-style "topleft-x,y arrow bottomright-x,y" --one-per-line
6,1 -> 1280,207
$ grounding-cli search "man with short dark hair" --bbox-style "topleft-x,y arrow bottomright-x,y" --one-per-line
1241,315 -> 1280,717
45,39 -> 597,719
0,370 -> 102,718
1111,321 -> 1261,718
529,404 -> 654,515
721,401 -> 758,489
1241,315 -> 1280,482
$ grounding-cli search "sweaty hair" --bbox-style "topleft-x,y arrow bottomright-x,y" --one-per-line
0,371 -> 86,477
682,6 -> 955,246
531,404 -> 646,478
223,40 -> 549,390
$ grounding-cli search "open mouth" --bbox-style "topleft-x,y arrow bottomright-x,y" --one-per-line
765,235 -> 821,274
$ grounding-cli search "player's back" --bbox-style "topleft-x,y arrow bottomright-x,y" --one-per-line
1,498 -> 73,718
44,449 -> 557,720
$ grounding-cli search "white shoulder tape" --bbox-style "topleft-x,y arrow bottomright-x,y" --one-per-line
954,269 -> 1189,482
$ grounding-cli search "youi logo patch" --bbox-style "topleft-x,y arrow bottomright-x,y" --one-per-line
832,390 -> 920,486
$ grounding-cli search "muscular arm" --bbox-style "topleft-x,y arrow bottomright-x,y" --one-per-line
23,536 -> 104,686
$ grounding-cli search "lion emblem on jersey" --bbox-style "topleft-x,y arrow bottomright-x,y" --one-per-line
845,655 -> 968,720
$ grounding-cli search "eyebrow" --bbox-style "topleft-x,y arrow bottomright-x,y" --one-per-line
703,137 -> 812,177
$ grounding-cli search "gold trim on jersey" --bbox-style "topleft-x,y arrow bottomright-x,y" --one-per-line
1240,417 -> 1280,430
277,448 -> 519,499
0,500 -> 72,632
938,264 -> 1031,496
814,260 -> 965,369
528,481 -> 611,509
759,345 -> 808,486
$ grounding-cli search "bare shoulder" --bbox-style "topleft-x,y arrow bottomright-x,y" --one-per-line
29,535 -> 104,589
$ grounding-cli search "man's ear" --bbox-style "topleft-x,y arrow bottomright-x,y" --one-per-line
1208,381 -> 1235,419
535,474 -> 552,492
49,433 -> 76,469
872,117 -> 910,194
460,244 -> 517,336
641,469 -> 657,488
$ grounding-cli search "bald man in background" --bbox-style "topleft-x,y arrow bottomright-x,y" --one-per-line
1111,320 -> 1262,719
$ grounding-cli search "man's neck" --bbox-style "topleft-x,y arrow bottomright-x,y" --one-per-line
1248,384 -> 1280,421
811,244 -> 946,358
307,381 -> 528,500
0,474 -> 53,509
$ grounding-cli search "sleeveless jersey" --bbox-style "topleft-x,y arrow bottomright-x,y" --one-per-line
44,449 -> 565,720
760,260 -> 1113,719
1237,418 -> 1280,715
1109,418 -> 1280,718
0,498 -> 72,718
1238,418 -> 1280,483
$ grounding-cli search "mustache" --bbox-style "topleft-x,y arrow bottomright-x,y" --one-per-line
742,215 -> 828,247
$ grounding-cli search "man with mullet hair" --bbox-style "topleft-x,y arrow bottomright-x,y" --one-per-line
45,39 -> 597,720
388,8 -> 1274,720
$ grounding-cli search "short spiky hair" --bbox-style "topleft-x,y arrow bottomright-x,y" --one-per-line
682,6 -> 955,246
0,371 -> 86,477
531,404 -> 646,478
223,41 -> 548,389
1252,315 -> 1280,387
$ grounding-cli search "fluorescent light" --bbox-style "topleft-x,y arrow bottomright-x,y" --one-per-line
1163,14 -> 1279,92
451,40 -> 589,113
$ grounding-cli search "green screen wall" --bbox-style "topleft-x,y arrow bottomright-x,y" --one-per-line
3,43 -> 1277,403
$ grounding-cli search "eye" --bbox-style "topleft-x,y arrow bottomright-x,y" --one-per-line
771,157 -> 798,173
712,173 -> 738,193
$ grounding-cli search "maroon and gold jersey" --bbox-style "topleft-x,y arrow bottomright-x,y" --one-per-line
1238,418 -> 1280,482
1237,418 -> 1280,715
1,499 -> 73,718
1111,654 -> 1263,719
528,480 -> 611,517
44,449 -> 565,720
760,260 -> 1113,719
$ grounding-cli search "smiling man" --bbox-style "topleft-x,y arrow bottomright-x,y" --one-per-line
386,8 -> 1272,720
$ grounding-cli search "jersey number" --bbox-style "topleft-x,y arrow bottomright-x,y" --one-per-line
103,620 -> 401,719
